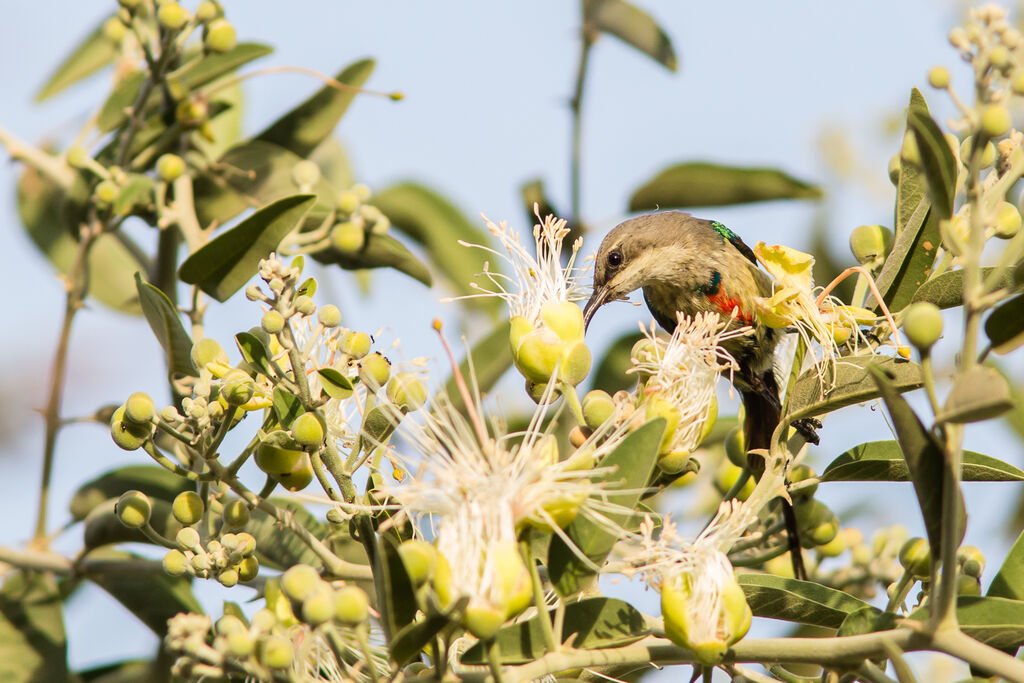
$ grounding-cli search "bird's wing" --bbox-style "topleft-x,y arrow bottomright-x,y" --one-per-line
710,220 -> 758,266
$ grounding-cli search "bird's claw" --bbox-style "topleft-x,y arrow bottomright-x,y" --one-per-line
793,417 -> 821,445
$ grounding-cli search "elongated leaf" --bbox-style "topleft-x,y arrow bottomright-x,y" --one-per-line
316,231 -> 433,285
0,572 -> 67,682
236,331 -> 272,376
36,18 -> 117,101
442,323 -> 512,413
520,178 -> 561,229
180,194 -> 316,301
912,268 -> 1012,309
256,59 -> 374,157
989,527 -> 1024,600
738,574 -> 874,628
584,0 -> 677,71
908,109 -> 956,221
462,597 -> 648,664
629,162 -> 821,211
136,274 -> 197,379
785,355 -> 922,422
98,71 -> 146,133
591,331 -> 642,395
70,464 -> 192,521
389,603 -> 455,667
894,89 -> 929,237
271,387 -> 303,429
548,419 -> 665,596
986,293 -> 1024,354
375,536 -> 417,641
87,549 -> 201,635
936,365 -> 1014,424
373,183 -> 493,305
909,596 -> 1024,649
173,43 -> 273,91
868,365 -> 964,556
317,368 -> 354,400
822,441 -> 1024,482
245,498 -> 327,570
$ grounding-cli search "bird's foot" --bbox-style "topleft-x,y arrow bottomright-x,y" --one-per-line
792,417 -> 822,445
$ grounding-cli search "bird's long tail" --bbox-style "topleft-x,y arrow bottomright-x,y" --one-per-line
741,372 -> 807,581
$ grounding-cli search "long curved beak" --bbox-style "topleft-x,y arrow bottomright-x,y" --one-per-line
583,286 -> 608,331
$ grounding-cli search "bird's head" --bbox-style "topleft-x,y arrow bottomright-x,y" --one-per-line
583,211 -> 702,328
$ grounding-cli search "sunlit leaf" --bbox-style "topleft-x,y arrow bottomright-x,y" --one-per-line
0,572 -> 67,682
629,162 -> 821,211
785,356 -> 922,422
908,109 -> 956,221
738,574 -> 874,628
986,293 -> 1024,354
36,18 -> 117,101
821,441 -> 1024,482
584,0 -> 677,72
136,273 -> 197,379
989,527 -> 1024,601
271,387 -> 303,429
317,368 -> 354,400
909,597 -> 1024,649
235,331 -> 272,376
316,231 -> 433,286
936,365 -> 1014,424
911,268 -> 1012,309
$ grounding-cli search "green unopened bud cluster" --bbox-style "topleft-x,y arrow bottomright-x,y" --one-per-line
163,527 -> 259,586
279,564 -> 371,627
330,184 -> 389,254
110,393 -> 156,450
510,301 -> 591,391
661,569 -> 752,665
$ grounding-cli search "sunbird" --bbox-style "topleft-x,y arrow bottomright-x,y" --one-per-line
583,211 -> 817,579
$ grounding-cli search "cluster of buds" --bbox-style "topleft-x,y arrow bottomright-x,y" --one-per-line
329,183 -> 391,254
110,392 -> 157,451
163,527 -> 259,587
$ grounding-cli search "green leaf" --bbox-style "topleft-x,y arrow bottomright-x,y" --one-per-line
69,464 -> 192,522
462,597 -> 648,664
180,194 -> 316,301
738,574 -> 874,628
785,355 -> 923,422
361,406 -> 396,448
18,165 -> 146,314
548,419 -> 665,596
255,59 -> 375,157
112,174 -> 156,216
584,0 -> 677,71
271,387 -> 303,429
372,182 -> 494,304
87,549 -> 201,635
442,323 -> 512,414
235,331 -> 272,376
912,268 -> 1012,309
309,137 -> 354,190
908,109 -> 956,221
868,365 -> 964,557
172,42 -> 273,91
629,162 -> 821,211
374,536 -> 418,641
909,596 -> 1024,649
76,660 -> 155,683
822,441 -> 1024,482
245,498 -> 327,570
936,365 -> 1014,424
316,231 -> 433,286
0,572 -> 68,682
136,274 -> 198,379
520,178 -> 561,228
36,18 -> 117,101
989,527 -> 1024,600
836,606 -> 899,637
98,71 -> 146,133
591,331 -> 642,395
986,293 -> 1024,354
317,368 -> 354,400
389,596 -> 459,667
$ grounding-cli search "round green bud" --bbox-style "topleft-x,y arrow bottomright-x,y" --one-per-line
398,539 -> 437,586
956,574 -> 981,596
656,451 -> 693,475
318,304 -> 341,328
808,518 -> 840,546
94,180 -> 120,206
250,609 -> 276,633
116,490 -> 152,528
928,66 -> 950,88
237,555 -> 259,582
989,45 -> 1012,70
261,310 -> 285,334
231,532 -> 256,557
386,372 -> 428,412
216,614 -> 246,636
255,436 -> 305,475
281,564 -> 323,602
195,1 -> 219,21
275,455 -> 314,492
560,341 -> 592,386
223,499 -> 250,530
992,201 -> 1021,239
157,2 -> 189,30
540,301 -> 585,344
980,104 -> 1012,138
960,136 -> 997,167
191,337 -> 228,367
124,392 -> 155,425
788,464 -> 818,499
290,159 -> 320,189
221,370 -> 256,406
359,352 -> 391,389
103,17 -> 128,42
888,153 -> 901,185
339,330 -> 372,358
156,153 -> 185,182
795,500 -> 833,535
849,224 -> 894,267
226,631 -> 254,658
291,413 -> 325,448
525,379 -> 553,405
162,549 -> 188,576
331,221 -> 365,253
898,537 -> 932,577
301,587 -> 335,625
816,530 -> 848,558
958,545 -> 985,578
336,190 -> 360,215
331,585 -> 370,625
204,18 -> 236,52
260,635 -> 294,669
172,491 -> 204,526
1012,72 -> 1024,96
948,26 -> 968,48
292,295 -> 315,317
66,146 -> 90,169
714,463 -> 755,501
176,526 -> 201,552
902,302 -> 943,350
175,98 -> 208,127
724,426 -> 747,467
582,389 -> 615,429
218,568 -> 239,587
352,183 -> 371,202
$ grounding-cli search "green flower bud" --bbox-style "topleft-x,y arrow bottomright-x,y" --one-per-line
291,413 -> 325,448
333,585 -> 370,625
66,146 -> 90,169
172,491 -> 204,526
318,304 -> 341,328
352,183 -> 371,202
463,605 -> 506,641
724,425 -> 746,467
94,180 -> 120,206
223,499 -> 250,530
261,310 -> 285,334
1013,71 -> 1024,96
275,453 -> 314,492
301,587 -> 335,625
176,526 -> 201,552
582,389 -> 615,429
163,549 -> 188,576
957,545 -> 985,578
656,451 -> 694,475
645,395 -> 681,454
560,341 -> 592,386
255,433 -> 306,474
110,406 -> 152,450
525,379 -> 552,404
928,66 -> 950,88
992,201 -> 1021,239
386,372 -> 428,412
898,537 -> 932,578
788,464 -> 818,499
218,568 -> 239,587
293,295 -> 315,316
359,352 -> 391,389
902,302 -> 943,350
980,104 -> 1012,138
250,608 -> 276,633
513,327 -> 564,383
331,221 -> 365,253
816,530 -> 848,558
226,631 -> 254,657
245,285 -> 264,301
281,564 -> 324,603
221,370 -> 256,406
290,160 -> 320,190
397,540 -> 437,586
540,301 -> 585,343
195,1 -> 219,22
216,614 -> 246,637
175,97 -> 208,127
157,2 -> 189,30
795,500 -> 838,546
961,136 -> 997,167
260,635 -> 294,670
956,574 -> 981,596
116,490 -> 152,528
204,18 -> 236,52
156,153 -> 185,182
335,190 -> 360,214
849,224 -> 894,268
124,392 -> 155,425
808,517 -> 839,546
103,17 -> 128,42
237,555 -> 259,582
191,337 -> 228,367
888,153 -> 901,185
714,463 -> 755,501
989,45 -> 1012,70
339,330 -> 372,358
661,572 -> 752,666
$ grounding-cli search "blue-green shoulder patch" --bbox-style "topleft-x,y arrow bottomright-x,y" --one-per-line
711,220 -> 737,241
711,220 -> 758,265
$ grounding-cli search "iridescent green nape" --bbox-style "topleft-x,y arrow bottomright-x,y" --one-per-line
710,220 -> 738,242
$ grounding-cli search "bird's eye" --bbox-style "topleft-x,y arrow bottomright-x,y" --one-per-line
607,250 -> 623,268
